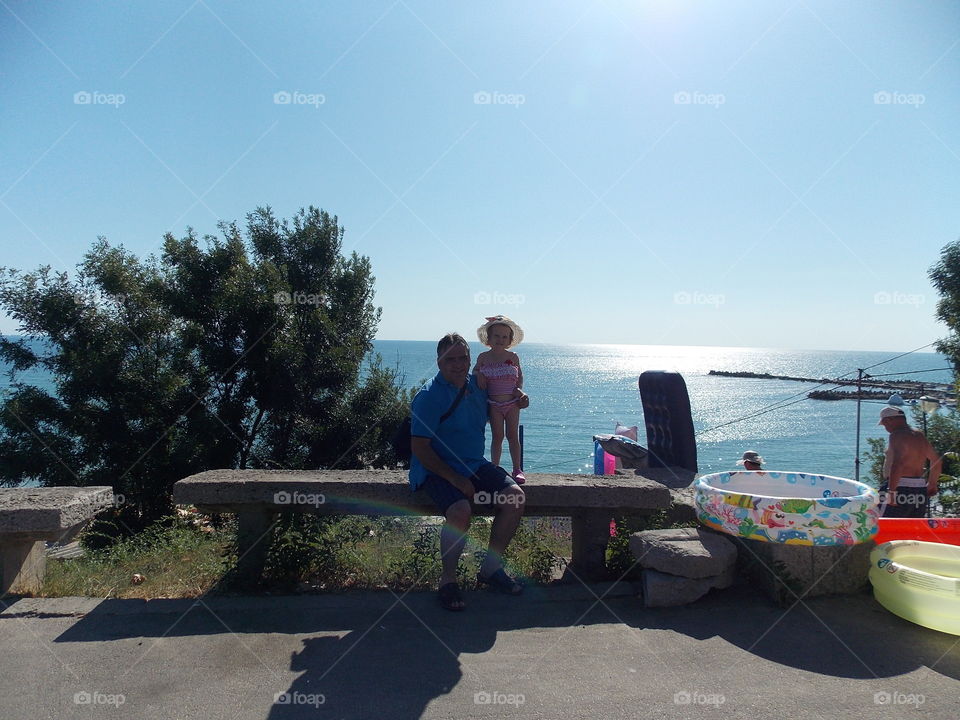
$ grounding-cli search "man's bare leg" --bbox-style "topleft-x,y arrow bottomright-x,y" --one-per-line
480,485 -> 525,577
440,499 -> 472,591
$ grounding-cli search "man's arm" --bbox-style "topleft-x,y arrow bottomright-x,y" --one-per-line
411,437 -> 476,499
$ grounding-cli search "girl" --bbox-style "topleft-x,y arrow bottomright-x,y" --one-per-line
474,315 -> 527,483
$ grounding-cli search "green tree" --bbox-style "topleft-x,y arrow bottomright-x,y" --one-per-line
927,238 -> 960,514
0,207 -> 408,532
929,237 -> 960,372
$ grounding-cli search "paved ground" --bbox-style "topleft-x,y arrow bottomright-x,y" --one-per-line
1,582 -> 958,719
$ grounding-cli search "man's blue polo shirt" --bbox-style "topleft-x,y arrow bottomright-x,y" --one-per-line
408,372 -> 488,490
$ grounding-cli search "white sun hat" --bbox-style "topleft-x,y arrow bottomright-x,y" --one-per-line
476,315 -> 524,348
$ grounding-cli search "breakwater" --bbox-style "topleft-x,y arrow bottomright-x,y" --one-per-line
708,370 -> 954,402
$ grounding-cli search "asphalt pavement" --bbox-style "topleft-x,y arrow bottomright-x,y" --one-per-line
1,581 -> 958,719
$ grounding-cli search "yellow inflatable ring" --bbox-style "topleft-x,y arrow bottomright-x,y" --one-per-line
869,540 -> 960,636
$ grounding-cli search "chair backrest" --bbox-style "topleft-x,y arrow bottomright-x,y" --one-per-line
638,370 -> 698,472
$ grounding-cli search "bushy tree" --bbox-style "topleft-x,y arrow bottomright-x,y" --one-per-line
929,238 -> 960,372
0,207 -> 408,531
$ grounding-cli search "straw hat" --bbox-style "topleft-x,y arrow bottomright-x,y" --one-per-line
477,315 -> 524,348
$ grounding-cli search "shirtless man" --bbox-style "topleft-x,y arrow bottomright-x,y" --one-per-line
878,406 -> 942,518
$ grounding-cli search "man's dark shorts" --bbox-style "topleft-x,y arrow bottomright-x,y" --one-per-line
879,482 -> 929,518
421,462 -> 520,514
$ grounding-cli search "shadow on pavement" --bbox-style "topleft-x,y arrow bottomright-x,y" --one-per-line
35,583 -> 959,718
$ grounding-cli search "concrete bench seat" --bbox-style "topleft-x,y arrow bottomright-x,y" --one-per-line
0,486 -> 114,596
174,468 -> 693,582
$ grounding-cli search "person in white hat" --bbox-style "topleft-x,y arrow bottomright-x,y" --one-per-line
736,450 -> 764,471
877,406 -> 941,518
475,316 -> 528,484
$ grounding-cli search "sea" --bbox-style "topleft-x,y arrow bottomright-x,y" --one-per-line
2,338 -> 953,486
374,341 -> 953,484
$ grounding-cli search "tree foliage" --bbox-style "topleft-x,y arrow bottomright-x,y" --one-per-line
929,237 -> 960,371
0,207 -> 408,530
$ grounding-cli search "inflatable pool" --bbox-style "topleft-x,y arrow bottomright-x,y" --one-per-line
870,540 -> 960,635
874,517 -> 960,546
695,471 -> 880,545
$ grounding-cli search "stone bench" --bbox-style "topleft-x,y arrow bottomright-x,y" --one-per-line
0,487 -> 114,596
173,468 -> 693,583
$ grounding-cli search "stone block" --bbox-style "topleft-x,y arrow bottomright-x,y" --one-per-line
630,527 -> 737,579
1,539 -> 46,595
0,487 -> 113,596
0,486 -> 114,538
641,565 -> 736,607
734,537 -> 873,604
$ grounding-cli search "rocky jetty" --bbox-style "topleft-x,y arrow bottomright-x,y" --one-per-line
709,370 -> 953,403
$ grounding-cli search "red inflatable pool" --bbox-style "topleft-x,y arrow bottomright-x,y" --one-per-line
874,517 -> 960,546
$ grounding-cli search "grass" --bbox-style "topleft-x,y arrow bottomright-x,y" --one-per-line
39,513 -> 572,599
41,517 -> 235,599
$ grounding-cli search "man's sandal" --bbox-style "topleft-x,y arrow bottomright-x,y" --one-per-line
476,568 -> 524,595
438,582 -> 466,611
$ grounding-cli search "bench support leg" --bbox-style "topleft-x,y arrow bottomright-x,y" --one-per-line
1,539 -> 46,596
234,510 -> 275,587
569,511 -> 612,581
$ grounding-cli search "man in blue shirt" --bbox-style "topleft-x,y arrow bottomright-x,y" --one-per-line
410,333 -> 527,611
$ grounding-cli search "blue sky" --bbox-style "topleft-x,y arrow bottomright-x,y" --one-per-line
1,1 -> 958,351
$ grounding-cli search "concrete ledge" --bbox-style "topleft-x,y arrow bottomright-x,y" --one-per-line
734,537 -> 873,604
173,469 -> 673,514
174,469 -> 686,584
0,487 -> 114,538
0,486 -> 114,596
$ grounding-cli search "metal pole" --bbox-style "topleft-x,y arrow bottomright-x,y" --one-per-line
854,369 -> 863,482
920,383 -> 927,436
519,424 -> 524,471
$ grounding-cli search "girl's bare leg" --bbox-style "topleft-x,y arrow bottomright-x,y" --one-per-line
490,407 -> 505,466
